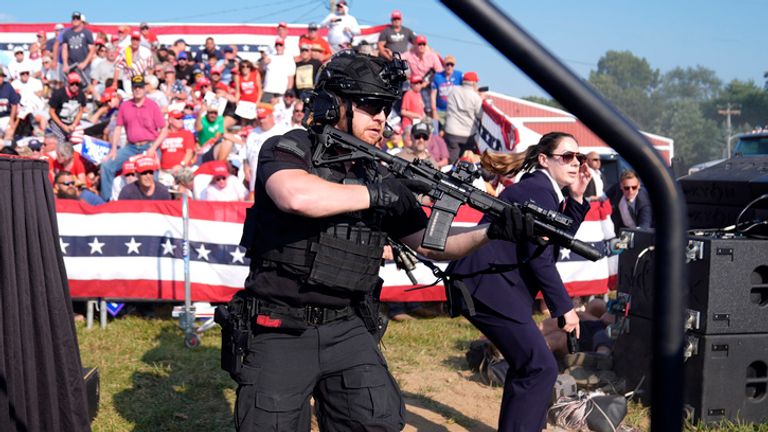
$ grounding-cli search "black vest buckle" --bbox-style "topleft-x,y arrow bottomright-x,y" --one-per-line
305,306 -> 326,325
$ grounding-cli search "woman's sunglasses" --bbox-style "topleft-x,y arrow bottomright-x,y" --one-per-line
548,152 -> 586,164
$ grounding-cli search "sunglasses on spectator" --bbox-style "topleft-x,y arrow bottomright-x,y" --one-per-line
548,152 -> 586,164
353,98 -> 392,116
622,185 -> 639,191
293,109 -> 303,114
214,176 -> 227,182
445,63 -> 455,67
20,71 -> 29,75
139,170 -> 154,176
275,43 -> 284,47
417,43 -> 426,46
413,133 -> 429,141
124,173 -> 136,178
58,181 -> 75,186
300,48 -> 309,52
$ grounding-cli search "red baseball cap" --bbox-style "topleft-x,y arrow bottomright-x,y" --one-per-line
278,22 -> 287,28
257,103 -> 273,119
100,87 -> 119,103
131,30 -> 141,40
463,71 -> 479,83
410,75 -> 423,84
67,72 -> 81,84
168,110 -> 184,119
196,76 -> 211,87
275,37 -> 285,46
211,161 -> 229,177
36,30 -> 47,38
135,156 -> 158,173
391,10 -> 402,20
121,160 -> 136,175
415,35 -> 427,44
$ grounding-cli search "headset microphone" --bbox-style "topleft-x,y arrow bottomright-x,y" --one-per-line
382,123 -> 394,139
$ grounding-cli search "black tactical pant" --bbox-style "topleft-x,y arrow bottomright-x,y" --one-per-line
234,315 -> 405,432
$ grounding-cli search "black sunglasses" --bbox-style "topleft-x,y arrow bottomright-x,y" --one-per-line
58,181 -> 75,186
412,133 -> 429,141
548,152 -> 586,164
139,170 -> 154,176
445,63 -> 455,67
354,98 -> 392,116
622,185 -> 639,191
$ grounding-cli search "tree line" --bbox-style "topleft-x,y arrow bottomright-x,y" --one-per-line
524,50 -> 768,171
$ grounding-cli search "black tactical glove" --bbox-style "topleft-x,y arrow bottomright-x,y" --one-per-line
367,178 -> 407,210
487,206 -> 536,243
366,177 -> 431,209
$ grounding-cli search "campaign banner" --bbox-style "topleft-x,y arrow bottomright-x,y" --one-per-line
475,100 -> 519,154
57,199 -> 615,303
74,135 -> 111,164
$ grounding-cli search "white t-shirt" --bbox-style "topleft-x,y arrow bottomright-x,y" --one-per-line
272,99 -> 294,129
12,78 -> 45,113
200,176 -> 248,201
7,60 -> 32,81
262,54 -> 296,95
320,10 -> 361,51
245,123 -> 290,192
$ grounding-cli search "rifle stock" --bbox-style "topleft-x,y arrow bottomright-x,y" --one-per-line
314,125 -> 602,261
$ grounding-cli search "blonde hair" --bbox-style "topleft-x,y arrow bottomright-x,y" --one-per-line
480,132 -> 576,176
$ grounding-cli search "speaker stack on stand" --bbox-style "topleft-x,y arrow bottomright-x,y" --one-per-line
612,155 -> 768,424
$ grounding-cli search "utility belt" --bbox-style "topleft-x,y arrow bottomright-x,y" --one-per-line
215,287 -> 386,379
250,298 -> 356,329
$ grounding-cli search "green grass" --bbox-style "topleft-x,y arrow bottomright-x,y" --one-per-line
76,315 -> 768,431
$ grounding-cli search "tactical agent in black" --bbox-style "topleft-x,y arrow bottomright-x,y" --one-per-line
230,52 -> 425,432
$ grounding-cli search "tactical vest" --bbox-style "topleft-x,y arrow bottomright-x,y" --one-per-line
245,134 -> 387,294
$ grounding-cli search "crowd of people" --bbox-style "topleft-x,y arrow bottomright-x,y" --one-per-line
0,6 -> 486,205
0,8 -> 660,432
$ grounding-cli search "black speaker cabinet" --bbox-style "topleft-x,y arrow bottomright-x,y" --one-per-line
613,318 -> 768,424
681,156 -> 768,230
617,228 -> 657,320
684,333 -> 768,424
83,367 -> 100,422
613,316 -> 653,403
687,236 -> 768,334
617,229 -> 768,334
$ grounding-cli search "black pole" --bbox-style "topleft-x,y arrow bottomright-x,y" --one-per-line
439,1 -> 687,430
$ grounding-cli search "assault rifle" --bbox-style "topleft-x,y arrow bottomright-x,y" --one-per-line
313,125 -> 603,261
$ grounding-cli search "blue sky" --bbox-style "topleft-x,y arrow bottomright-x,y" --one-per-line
3,0 -> 766,98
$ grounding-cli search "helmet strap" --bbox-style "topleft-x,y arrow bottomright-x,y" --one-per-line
346,98 -> 354,135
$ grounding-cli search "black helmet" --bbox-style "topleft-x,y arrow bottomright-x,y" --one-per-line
315,50 -> 407,102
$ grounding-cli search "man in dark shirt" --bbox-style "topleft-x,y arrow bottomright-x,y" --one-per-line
48,72 -> 86,142
174,51 -> 194,85
61,11 -> 95,84
118,156 -> 171,200
293,43 -> 322,97
54,170 -> 105,206
195,37 -> 223,67
228,51 -> 532,432
377,10 -> 416,60
0,68 -> 20,140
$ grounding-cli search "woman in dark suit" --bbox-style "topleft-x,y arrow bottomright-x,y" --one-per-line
450,132 -> 592,431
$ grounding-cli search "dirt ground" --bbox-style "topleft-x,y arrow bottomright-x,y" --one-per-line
397,368 -> 502,432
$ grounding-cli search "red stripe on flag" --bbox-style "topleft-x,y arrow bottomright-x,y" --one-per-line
55,199 -> 249,223
380,285 -> 446,302
69,279 -> 240,303
0,23 -> 388,38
